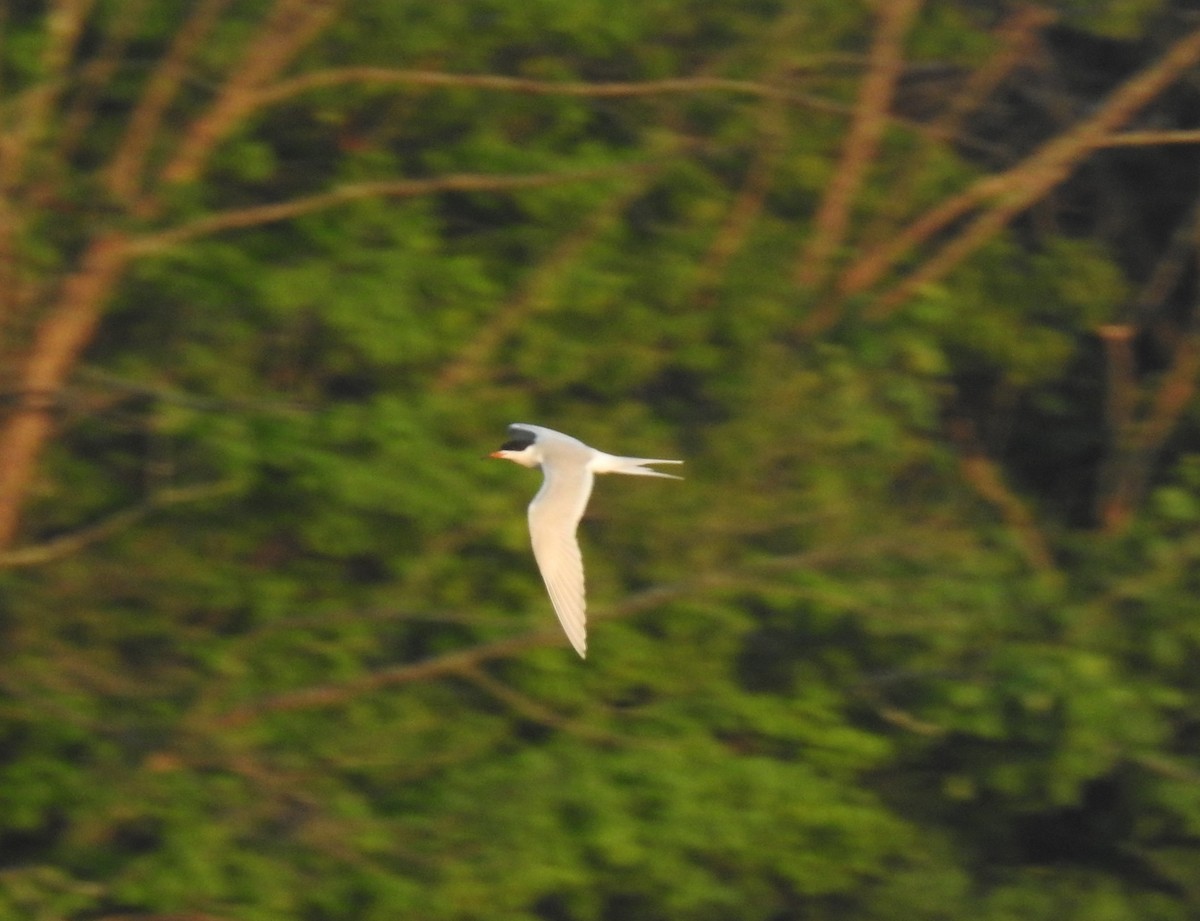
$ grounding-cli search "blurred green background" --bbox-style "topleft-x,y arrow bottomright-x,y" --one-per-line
2,1 -> 1200,919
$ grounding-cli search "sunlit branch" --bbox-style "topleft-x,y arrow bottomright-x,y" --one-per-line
796,0 -> 923,290
252,66 -> 845,112
1096,129 -> 1200,148
104,0 -> 236,201
849,5 -> 1055,267
931,5 -> 1056,141
0,233 -> 130,550
1116,334 -> 1200,527
214,632 -> 561,728
157,0 -> 343,186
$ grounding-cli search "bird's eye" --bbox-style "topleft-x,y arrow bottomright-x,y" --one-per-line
499,438 -> 533,452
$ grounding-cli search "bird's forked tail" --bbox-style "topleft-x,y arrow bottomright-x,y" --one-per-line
594,454 -> 684,479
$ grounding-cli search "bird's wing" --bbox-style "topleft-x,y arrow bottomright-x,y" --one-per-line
527,460 -> 594,658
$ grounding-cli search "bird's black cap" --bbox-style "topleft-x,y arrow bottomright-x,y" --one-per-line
498,426 -> 536,452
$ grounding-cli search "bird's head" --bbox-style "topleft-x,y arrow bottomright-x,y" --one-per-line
488,429 -> 541,468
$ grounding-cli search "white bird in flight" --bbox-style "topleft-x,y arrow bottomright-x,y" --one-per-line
489,423 -> 682,657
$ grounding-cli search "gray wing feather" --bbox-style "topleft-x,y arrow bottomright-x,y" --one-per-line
528,463 -> 593,658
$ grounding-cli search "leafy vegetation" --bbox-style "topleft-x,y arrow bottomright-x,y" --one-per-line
1,1 -> 1200,919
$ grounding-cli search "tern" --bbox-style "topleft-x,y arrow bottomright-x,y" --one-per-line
489,423 -> 682,657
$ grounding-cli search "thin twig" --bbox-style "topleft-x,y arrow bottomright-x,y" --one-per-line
1101,308 -> 1200,535
1096,129 -> 1200,148
946,416 -> 1057,574
0,479 -> 239,568
1131,191 -> 1200,320
129,164 -> 659,253
454,665 -> 620,743
209,549 -> 879,728
251,66 -> 844,109
1095,195 -> 1200,532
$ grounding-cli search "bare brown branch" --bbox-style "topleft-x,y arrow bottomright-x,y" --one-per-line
1096,129 -> 1200,148
1099,325 -> 1137,438
946,416 -> 1057,574
454,666 -> 619,743
0,233 -> 130,549
930,6 -> 1055,141
252,66 -> 842,110
210,550 -> 858,728
1093,193 -> 1200,531
129,164 -> 657,254
0,479 -> 238,568
214,633 -> 559,728
104,0 -> 236,202
796,0 -> 924,290
853,5 -> 1055,257
1093,324 -> 1137,530
157,0 -> 342,187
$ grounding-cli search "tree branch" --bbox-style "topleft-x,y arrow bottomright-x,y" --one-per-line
833,23 -> 1200,312
946,416 -> 1057,574
129,164 -> 658,254
0,479 -> 238,568
209,550 -> 864,728
1102,331 -> 1200,535
1096,129 -> 1200,148
796,0 -> 923,290
0,233 -> 130,549
454,665 -> 620,743
104,0 -> 236,202
250,66 -> 841,109
851,6 -> 1054,258
156,0 -> 342,187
